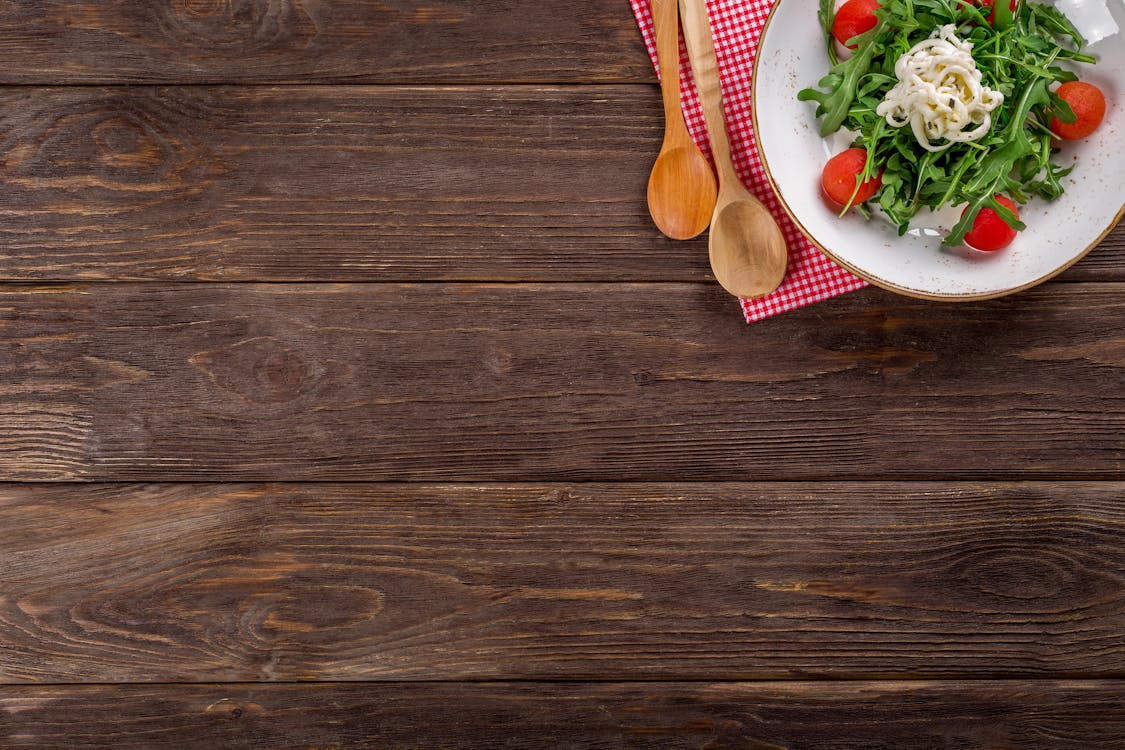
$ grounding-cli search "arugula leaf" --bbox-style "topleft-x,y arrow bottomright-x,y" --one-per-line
799,27 -> 886,136
992,0 -> 1014,31
818,0 -> 839,66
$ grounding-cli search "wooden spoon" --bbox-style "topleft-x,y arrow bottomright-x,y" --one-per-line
646,0 -> 717,240
678,0 -> 788,298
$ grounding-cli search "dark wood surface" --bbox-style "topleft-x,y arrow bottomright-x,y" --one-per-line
1,1 -> 1123,747
4,282 -> 1123,481
3,482 -> 1122,682
1,681 -> 1122,749
0,2 -> 652,84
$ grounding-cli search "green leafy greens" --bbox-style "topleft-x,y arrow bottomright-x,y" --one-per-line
797,0 -> 1095,246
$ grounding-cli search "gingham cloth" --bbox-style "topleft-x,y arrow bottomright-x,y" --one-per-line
630,0 -> 869,322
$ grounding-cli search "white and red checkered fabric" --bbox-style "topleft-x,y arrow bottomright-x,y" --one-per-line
630,0 -> 868,322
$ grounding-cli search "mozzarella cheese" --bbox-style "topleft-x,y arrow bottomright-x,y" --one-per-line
1055,0 -> 1118,44
876,25 -> 1004,152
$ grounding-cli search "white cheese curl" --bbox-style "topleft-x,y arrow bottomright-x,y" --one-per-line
876,25 -> 1004,152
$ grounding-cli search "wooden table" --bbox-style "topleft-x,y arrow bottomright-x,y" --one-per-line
1,2 -> 1123,747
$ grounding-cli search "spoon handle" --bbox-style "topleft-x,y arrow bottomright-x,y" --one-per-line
652,0 -> 684,130
678,0 -> 738,188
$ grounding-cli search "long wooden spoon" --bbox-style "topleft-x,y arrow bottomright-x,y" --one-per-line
646,0 -> 717,240
678,0 -> 788,298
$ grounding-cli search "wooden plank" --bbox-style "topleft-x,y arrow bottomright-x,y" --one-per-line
0,681 -> 1122,748
2,482 -> 1122,681
0,85 -> 1119,283
1068,230 -> 1125,280
0,2 -> 652,84
0,85 -> 689,282
3,282 -> 1124,482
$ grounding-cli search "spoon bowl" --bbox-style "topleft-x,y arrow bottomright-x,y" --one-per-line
709,196 -> 788,297
648,144 -> 718,240
646,0 -> 717,240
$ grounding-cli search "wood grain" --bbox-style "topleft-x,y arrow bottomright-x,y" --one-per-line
0,85 -> 1119,282
0,1 -> 652,84
3,282 -> 1124,481
0,681 -> 1122,749
1,482 -> 1122,681
0,3 -> 1119,744
0,85 -> 686,282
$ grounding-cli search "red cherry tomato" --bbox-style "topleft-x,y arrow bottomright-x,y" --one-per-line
962,195 -> 1020,251
821,147 -> 882,208
832,0 -> 881,49
1050,81 -> 1107,140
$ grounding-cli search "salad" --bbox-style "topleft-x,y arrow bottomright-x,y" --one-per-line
798,0 -> 1108,251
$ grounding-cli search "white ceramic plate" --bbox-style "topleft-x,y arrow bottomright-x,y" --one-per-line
753,0 -> 1125,299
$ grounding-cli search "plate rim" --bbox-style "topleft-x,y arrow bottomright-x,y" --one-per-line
750,0 -> 1125,301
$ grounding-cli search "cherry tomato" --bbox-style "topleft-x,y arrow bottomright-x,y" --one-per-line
962,195 -> 1020,251
821,147 -> 882,208
1050,81 -> 1107,140
832,0 -> 881,49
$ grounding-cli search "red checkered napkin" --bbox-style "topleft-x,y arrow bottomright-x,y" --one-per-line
630,0 -> 869,322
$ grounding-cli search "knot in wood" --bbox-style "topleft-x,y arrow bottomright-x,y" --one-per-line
3,94 -> 221,198
190,336 -> 326,404
161,0 -> 315,53
957,548 -> 1077,603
